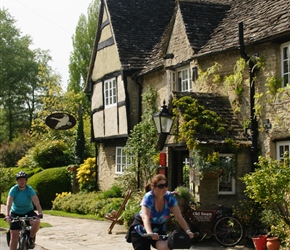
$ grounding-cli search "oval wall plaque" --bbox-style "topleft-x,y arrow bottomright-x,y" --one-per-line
45,112 -> 76,130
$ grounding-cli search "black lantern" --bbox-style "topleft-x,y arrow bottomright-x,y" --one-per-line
152,101 -> 173,134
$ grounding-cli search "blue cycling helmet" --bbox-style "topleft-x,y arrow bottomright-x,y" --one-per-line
15,171 -> 28,180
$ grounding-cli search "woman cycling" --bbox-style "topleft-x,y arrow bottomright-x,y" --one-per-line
129,174 -> 195,250
5,171 -> 43,250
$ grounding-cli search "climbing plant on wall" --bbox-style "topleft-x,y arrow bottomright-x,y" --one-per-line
114,86 -> 159,192
172,95 -> 239,176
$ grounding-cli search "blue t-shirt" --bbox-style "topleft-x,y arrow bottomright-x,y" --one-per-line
9,185 -> 36,214
135,191 -> 177,235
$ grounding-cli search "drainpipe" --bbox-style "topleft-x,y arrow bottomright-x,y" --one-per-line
238,22 -> 259,171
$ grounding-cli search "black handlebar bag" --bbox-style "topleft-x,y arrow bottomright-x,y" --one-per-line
167,230 -> 191,249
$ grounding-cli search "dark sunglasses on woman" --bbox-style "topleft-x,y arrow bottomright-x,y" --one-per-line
155,183 -> 168,189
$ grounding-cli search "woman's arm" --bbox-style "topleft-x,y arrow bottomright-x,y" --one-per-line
171,205 -> 195,238
141,206 -> 160,240
141,205 -> 153,233
6,196 -> 13,217
31,194 -> 43,216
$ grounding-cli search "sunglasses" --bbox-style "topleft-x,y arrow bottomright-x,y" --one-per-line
155,183 -> 168,189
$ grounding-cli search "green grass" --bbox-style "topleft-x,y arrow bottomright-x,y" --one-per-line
0,210 -> 98,230
43,210 -> 99,220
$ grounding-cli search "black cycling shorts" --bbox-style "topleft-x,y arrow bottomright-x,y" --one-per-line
10,210 -> 37,230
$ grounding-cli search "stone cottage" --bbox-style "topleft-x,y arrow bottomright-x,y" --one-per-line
85,0 -> 290,208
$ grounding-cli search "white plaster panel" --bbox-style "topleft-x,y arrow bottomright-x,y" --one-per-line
99,25 -> 112,42
104,106 -> 118,136
92,111 -> 104,138
118,105 -> 128,135
117,76 -> 125,101
91,83 -> 103,110
92,46 -> 121,81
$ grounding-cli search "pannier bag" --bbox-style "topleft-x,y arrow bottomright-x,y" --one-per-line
167,229 -> 191,249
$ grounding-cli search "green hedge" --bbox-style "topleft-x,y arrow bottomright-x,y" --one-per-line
28,167 -> 71,209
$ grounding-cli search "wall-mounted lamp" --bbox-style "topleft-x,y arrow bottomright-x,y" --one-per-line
152,101 -> 173,134
153,101 -> 174,150
264,118 -> 272,132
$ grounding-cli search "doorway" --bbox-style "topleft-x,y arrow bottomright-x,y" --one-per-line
170,147 -> 189,190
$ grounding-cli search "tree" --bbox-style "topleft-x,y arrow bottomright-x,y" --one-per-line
67,0 -> 100,93
0,9 -> 52,142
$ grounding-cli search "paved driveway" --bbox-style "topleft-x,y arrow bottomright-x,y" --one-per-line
1,205 -> 254,250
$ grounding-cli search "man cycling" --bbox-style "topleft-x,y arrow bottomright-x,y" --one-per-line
5,171 -> 43,250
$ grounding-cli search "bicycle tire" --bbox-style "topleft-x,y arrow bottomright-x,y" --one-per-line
18,236 -> 28,250
213,215 -> 244,247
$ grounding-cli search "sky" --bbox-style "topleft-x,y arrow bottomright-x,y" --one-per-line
1,0 -> 93,90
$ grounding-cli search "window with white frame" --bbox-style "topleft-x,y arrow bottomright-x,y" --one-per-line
178,68 -> 192,92
115,147 -> 133,174
276,140 -> 290,160
281,42 -> 290,87
218,155 -> 236,195
104,78 -> 117,106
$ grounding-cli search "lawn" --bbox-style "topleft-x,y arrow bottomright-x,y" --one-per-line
0,210 -> 97,229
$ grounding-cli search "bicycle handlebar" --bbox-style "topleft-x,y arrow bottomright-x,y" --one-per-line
10,216 -> 41,222
142,233 -> 168,240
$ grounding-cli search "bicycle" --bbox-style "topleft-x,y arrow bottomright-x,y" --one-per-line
6,216 -> 39,250
167,202 -> 244,247
143,232 -> 196,249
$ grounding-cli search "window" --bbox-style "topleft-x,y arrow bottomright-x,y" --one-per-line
178,68 -> 192,92
281,42 -> 290,87
115,147 -> 133,174
104,78 -> 117,106
218,155 -> 236,195
168,67 -> 192,92
276,141 -> 290,160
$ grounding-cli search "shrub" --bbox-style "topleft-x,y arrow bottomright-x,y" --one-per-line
242,154 -> 290,244
0,137 -> 32,167
18,140 -> 73,169
102,185 -> 122,198
76,157 -> 97,191
28,167 -> 71,209
52,191 -> 124,220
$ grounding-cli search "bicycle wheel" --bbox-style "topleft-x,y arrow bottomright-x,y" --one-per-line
18,236 -> 28,250
214,216 -> 244,247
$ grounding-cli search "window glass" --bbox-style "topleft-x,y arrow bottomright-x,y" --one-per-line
178,68 -> 191,92
281,43 -> 290,87
218,155 -> 236,195
115,147 -> 133,174
276,141 -> 290,160
104,78 -> 117,106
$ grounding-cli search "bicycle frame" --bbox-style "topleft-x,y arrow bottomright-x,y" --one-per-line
11,216 -> 35,250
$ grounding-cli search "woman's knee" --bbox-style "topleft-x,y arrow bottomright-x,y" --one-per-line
156,240 -> 169,250
10,230 -> 19,240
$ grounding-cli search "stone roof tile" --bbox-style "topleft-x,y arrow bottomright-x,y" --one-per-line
106,0 -> 175,69
196,0 -> 290,56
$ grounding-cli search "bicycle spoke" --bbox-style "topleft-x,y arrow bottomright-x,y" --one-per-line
214,216 -> 244,247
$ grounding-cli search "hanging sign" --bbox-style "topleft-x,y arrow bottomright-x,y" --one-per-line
45,112 -> 76,130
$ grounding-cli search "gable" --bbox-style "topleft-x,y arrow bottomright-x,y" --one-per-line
91,3 -> 121,81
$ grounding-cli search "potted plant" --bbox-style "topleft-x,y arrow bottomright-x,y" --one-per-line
173,186 -> 194,213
